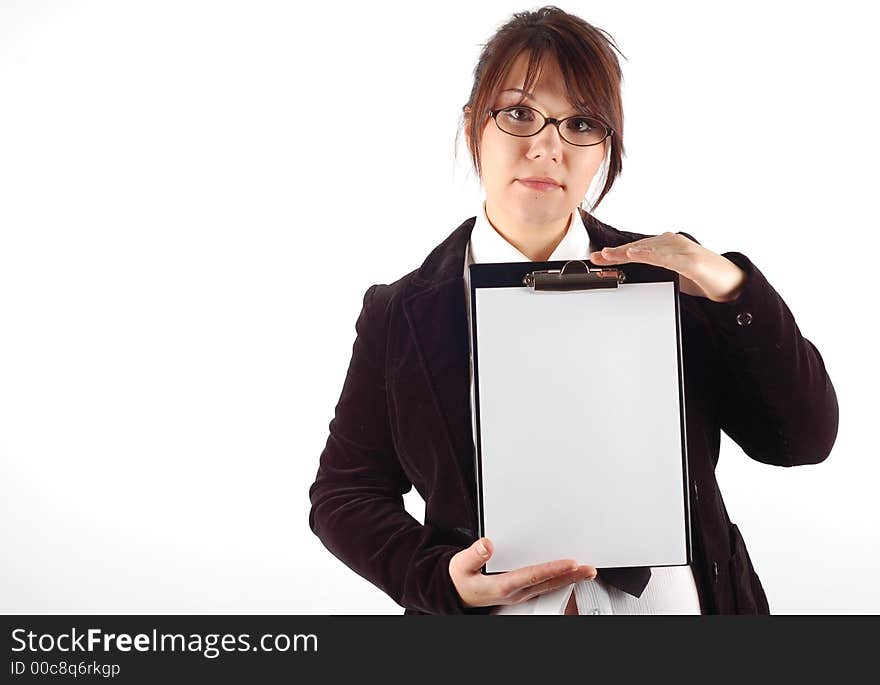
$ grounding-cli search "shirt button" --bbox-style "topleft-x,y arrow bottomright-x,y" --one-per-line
588,608 -> 603,615
736,312 -> 753,326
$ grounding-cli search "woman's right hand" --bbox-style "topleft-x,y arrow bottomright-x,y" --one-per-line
449,537 -> 597,609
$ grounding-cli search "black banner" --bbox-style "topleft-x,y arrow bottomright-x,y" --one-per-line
1,615 -> 874,682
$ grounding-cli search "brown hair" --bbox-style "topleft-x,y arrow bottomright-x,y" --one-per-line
458,6 -> 627,211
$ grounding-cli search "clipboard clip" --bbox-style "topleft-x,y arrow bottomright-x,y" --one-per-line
522,260 -> 625,291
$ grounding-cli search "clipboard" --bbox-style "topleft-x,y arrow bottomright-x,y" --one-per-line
468,258 -> 692,575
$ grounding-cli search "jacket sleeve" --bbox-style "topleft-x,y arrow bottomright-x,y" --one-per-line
678,232 -> 839,466
308,284 -> 494,614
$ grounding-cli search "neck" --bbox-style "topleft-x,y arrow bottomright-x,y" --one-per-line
483,200 -> 573,261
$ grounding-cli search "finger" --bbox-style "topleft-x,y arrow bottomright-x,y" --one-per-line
460,537 -> 494,573
495,559 -> 581,599
590,236 -> 659,260
507,565 -> 597,605
588,250 -> 613,264
590,244 -> 655,264
595,233 -> 701,274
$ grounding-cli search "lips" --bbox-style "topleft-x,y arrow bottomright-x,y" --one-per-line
517,177 -> 562,191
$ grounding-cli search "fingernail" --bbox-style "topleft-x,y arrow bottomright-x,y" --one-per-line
477,542 -> 488,556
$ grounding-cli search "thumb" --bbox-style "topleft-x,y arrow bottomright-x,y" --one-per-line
468,537 -> 492,570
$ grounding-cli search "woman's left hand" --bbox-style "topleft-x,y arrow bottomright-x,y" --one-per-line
588,232 -> 747,303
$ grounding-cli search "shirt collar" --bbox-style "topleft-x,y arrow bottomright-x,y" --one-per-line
466,200 -> 596,269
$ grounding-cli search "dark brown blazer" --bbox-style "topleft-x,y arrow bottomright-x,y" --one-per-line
308,208 -> 839,614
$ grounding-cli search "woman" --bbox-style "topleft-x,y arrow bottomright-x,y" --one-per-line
308,6 -> 839,615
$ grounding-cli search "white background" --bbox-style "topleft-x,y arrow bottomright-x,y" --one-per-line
0,0 -> 876,614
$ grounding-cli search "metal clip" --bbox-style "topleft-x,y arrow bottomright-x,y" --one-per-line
522,260 -> 625,291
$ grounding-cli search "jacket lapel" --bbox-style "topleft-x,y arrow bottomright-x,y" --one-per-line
400,209 -> 622,516
401,219 -> 477,511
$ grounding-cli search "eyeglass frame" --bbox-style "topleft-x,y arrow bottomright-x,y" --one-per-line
485,105 -> 613,147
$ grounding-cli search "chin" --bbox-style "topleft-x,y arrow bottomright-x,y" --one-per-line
509,199 -> 571,225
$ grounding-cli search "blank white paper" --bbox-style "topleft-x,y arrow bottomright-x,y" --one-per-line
473,281 -> 688,573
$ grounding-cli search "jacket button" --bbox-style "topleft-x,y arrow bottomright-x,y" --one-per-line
736,312 -> 753,326
713,561 -> 719,583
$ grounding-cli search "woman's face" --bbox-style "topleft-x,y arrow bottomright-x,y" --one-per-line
470,52 -> 607,226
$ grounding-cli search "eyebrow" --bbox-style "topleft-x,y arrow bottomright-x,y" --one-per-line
498,88 -> 587,117
500,88 -> 535,99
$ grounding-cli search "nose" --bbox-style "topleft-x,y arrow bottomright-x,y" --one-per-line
526,121 -> 563,163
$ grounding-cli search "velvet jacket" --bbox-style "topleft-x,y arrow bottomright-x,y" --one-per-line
308,208 -> 839,615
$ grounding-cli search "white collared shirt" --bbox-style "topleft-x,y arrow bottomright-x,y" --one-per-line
463,200 -> 702,615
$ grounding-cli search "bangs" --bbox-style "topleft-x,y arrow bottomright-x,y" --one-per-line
495,45 -> 610,122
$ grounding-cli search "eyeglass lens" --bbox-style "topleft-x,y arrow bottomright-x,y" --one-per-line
495,106 -> 607,146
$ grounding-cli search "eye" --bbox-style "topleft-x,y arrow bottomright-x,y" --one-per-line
566,117 -> 596,133
501,106 -> 535,121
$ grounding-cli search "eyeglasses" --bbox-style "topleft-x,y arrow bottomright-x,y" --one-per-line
487,105 -> 612,147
